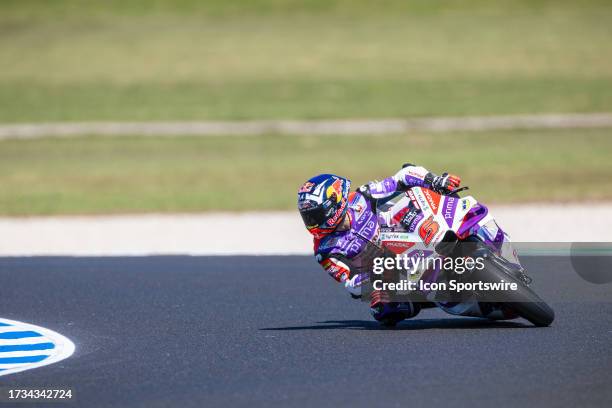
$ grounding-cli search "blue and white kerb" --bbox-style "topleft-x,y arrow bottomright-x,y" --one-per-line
0,318 -> 75,377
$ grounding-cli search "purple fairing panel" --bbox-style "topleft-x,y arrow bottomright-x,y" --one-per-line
442,196 -> 459,228
457,210 -> 522,268
457,203 -> 488,237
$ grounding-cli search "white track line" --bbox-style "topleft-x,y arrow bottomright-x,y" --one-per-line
0,205 -> 611,256
1,113 -> 612,139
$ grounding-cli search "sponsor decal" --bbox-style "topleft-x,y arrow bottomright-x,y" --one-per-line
382,240 -> 416,255
299,181 -> 315,193
413,189 -> 430,213
346,229 -> 376,255
401,210 -> 420,227
0,318 -> 75,377
353,202 -> 376,228
423,189 -> 441,214
443,196 -> 458,228
346,240 -> 364,255
407,190 -> 420,210
360,220 -> 378,240
380,232 -> 410,241
325,200 -> 347,226
407,212 -> 425,233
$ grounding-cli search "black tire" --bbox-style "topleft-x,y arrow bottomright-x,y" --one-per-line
470,250 -> 555,327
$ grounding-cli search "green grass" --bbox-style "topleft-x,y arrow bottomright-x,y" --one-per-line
1,0 -> 611,121
1,129 -> 611,215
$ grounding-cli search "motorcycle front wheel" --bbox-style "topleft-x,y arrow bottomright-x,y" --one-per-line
470,247 -> 555,327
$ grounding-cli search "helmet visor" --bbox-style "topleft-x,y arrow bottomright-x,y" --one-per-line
300,205 -> 327,229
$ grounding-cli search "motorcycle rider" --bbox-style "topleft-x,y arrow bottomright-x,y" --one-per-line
297,164 -> 461,326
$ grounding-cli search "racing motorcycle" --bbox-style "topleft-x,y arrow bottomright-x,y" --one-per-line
365,186 -> 555,327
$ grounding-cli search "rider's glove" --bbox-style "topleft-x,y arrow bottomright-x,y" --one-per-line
357,184 -> 378,207
431,173 -> 461,194
345,273 -> 367,299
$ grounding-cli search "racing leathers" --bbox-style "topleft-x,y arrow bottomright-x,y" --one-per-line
313,164 -> 455,324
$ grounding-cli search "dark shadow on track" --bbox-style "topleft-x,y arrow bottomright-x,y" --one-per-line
261,317 -> 533,331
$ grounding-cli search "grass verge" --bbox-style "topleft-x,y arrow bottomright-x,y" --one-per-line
1,0 -> 611,121
0,129 -> 610,215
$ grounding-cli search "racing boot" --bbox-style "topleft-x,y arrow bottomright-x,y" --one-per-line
370,290 -> 421,327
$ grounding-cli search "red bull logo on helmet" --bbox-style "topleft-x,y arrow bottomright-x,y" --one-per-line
326,178 -> 343,203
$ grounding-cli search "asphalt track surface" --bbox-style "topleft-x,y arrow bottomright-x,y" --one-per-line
0,256 -> 611,408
